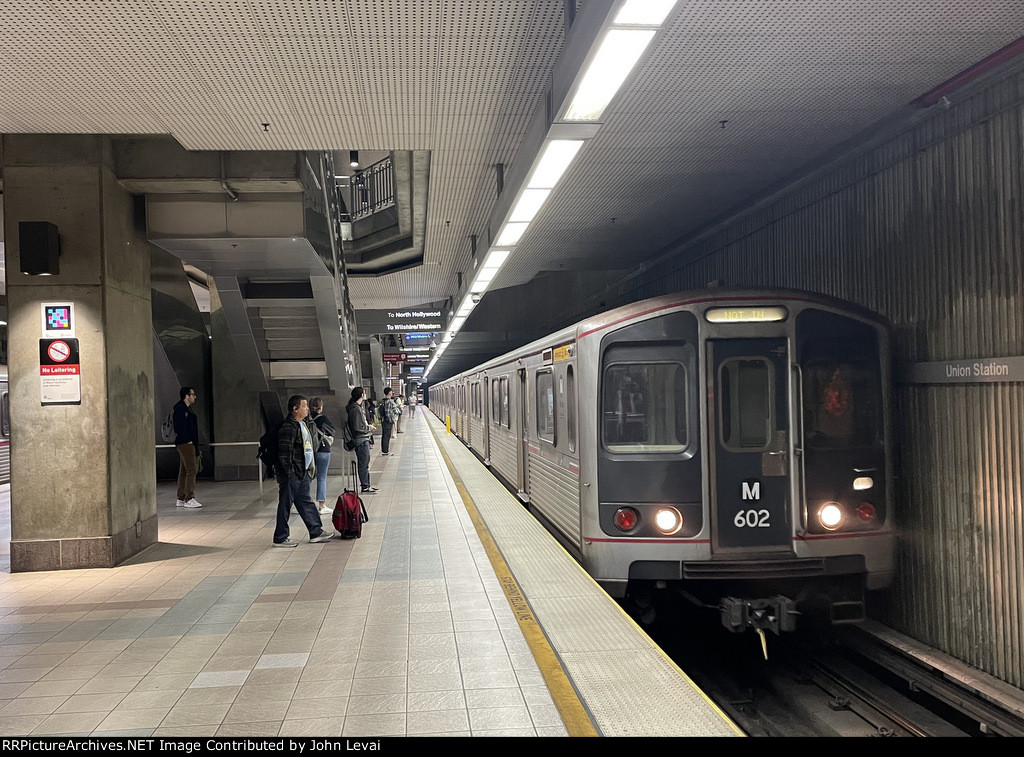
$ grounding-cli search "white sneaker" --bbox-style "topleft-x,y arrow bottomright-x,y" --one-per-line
184,498 -> 203,508
318,506 -> 333,515
175,499 -> 187,507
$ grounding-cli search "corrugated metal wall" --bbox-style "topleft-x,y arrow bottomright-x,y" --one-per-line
569,67 -> 1024,687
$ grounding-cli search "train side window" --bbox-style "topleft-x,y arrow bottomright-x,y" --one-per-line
0,391 -> 8,437
566,366 -> 576,453
501,377 -> 509,428
719,358 -> 772,450
602,363 -> 687,453
537,370 -> 555,444
491,381 -> 500,425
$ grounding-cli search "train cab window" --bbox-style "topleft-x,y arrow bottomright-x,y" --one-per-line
537,370 -> 555,444
719,358 -> 772,450
797,309 -> 882,448
500,377 -> 509,428
602,363 -> 687,453
566,366 -> 576,453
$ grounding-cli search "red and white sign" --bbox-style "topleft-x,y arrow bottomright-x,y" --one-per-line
383,352 -> 408,363
39,337 -> 82,405
47,340 -> 72,362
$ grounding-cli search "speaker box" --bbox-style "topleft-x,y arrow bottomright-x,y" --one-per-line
19,221 -> 61,275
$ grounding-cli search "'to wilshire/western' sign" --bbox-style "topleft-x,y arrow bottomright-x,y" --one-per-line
901,356 -> 1024,384
385,310 -> 442,332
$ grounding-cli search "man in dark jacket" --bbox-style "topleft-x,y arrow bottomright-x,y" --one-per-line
380,386 -> 398,456
273,394 -> 334,547
173,386 -> 203,508
347,387 -> 378,493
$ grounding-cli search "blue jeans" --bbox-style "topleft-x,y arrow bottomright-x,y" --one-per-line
314,451 -> 331,501
274,471 -> 325,543
355,440 -> 371,488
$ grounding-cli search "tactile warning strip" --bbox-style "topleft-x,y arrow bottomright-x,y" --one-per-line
426,414 -> 742,737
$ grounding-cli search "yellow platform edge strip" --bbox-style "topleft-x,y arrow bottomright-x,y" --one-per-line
428,415 -> 745,737
429,423 -> 600,737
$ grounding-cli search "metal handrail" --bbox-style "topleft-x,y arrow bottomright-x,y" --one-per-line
349,156 -> 395,221
156,441 -> 267,496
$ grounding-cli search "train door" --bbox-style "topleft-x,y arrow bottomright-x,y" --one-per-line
516,368 -> 530,501
482,377 -> 490,463
708,338 -> 792,554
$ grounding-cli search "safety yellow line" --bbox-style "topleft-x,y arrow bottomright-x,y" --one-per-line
429,414 -> 745,737
428,422 -> 599,737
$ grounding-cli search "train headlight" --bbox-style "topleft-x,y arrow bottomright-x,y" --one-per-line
654,507 -> 682,535
818,502 -> 844,531
613,507 -> 639,532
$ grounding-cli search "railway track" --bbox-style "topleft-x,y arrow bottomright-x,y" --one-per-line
638,602 -> 1024,737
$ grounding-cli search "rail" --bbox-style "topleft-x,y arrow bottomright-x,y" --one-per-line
157,441 -> 266,496
349,156 -> 395,221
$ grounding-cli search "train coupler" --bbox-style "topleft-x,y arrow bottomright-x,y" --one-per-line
720,595 -> 799,635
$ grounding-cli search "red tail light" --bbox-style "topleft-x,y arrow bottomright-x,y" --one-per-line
613,507 -> 639,532
855,502 -> 876,521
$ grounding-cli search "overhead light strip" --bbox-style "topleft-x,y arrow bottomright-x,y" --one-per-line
434,1 -> 679,380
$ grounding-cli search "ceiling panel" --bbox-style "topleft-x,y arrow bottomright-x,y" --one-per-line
1,0 -> 1022,346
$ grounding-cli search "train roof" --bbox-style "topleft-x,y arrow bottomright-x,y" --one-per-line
431,287 -> 889,385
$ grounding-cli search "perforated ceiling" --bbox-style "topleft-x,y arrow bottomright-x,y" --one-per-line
1,1 -> 1022,317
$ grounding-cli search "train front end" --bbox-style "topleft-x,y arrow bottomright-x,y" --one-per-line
580,292 -> 894,635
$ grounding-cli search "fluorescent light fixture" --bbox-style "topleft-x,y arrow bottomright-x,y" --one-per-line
528,140 -> 585,189
472,269 -> 497,292
471,249 -> 511,294
449,316 -> 467,333
496,222 -> 529,246
509,189 -> 551,224
614,0 -> 677,25
482,248 -> 511,269
563,28 -> 656,121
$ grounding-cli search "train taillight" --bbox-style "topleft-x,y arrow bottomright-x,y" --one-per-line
855,502 -> 876,521
613,507 -> 639,532
817,502 -> 844,530
654,507 -> 682,535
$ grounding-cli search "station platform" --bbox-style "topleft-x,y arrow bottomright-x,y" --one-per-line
0,410 -> 740,738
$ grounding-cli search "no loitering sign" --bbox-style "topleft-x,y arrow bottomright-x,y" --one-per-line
40,337 -> 81,405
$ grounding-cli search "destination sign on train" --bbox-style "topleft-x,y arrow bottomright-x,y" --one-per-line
705,306 -> 788,323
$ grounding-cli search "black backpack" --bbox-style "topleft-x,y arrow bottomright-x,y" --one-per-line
256,421 -> 281,478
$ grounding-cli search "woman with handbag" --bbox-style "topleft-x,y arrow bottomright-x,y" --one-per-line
309,397 -> 337,514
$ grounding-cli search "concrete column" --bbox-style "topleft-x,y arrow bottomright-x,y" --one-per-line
208,278 -> 262,480
2,135 -> 157,571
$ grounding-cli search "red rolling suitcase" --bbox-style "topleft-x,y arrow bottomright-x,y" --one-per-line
333,460 -> 368,539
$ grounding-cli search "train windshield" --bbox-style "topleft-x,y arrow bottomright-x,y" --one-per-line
797,309 -> 882,448
602,363 -> 688,453
802,362 -> 880,447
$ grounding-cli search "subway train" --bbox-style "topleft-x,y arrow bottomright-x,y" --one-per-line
429,289 -> 894,635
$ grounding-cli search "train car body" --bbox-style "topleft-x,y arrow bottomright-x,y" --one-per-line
430,290 -> 893,633
0,368 -> 8,485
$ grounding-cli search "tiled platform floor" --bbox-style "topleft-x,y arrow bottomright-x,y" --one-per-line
0,412 -> 567,737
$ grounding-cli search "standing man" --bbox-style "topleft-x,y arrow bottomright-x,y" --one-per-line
173,386 -> 203,508
347,387 -> 378,494
395,395 -> 405,434
380,387 -> 398,456
273,394 -> 335,547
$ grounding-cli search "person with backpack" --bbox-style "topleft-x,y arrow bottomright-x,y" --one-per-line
347,387 -> 378,494
379,386 -> 399,456
273,394 -> 335,547
173,386 -> 203,508
309,397 -> 336,515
